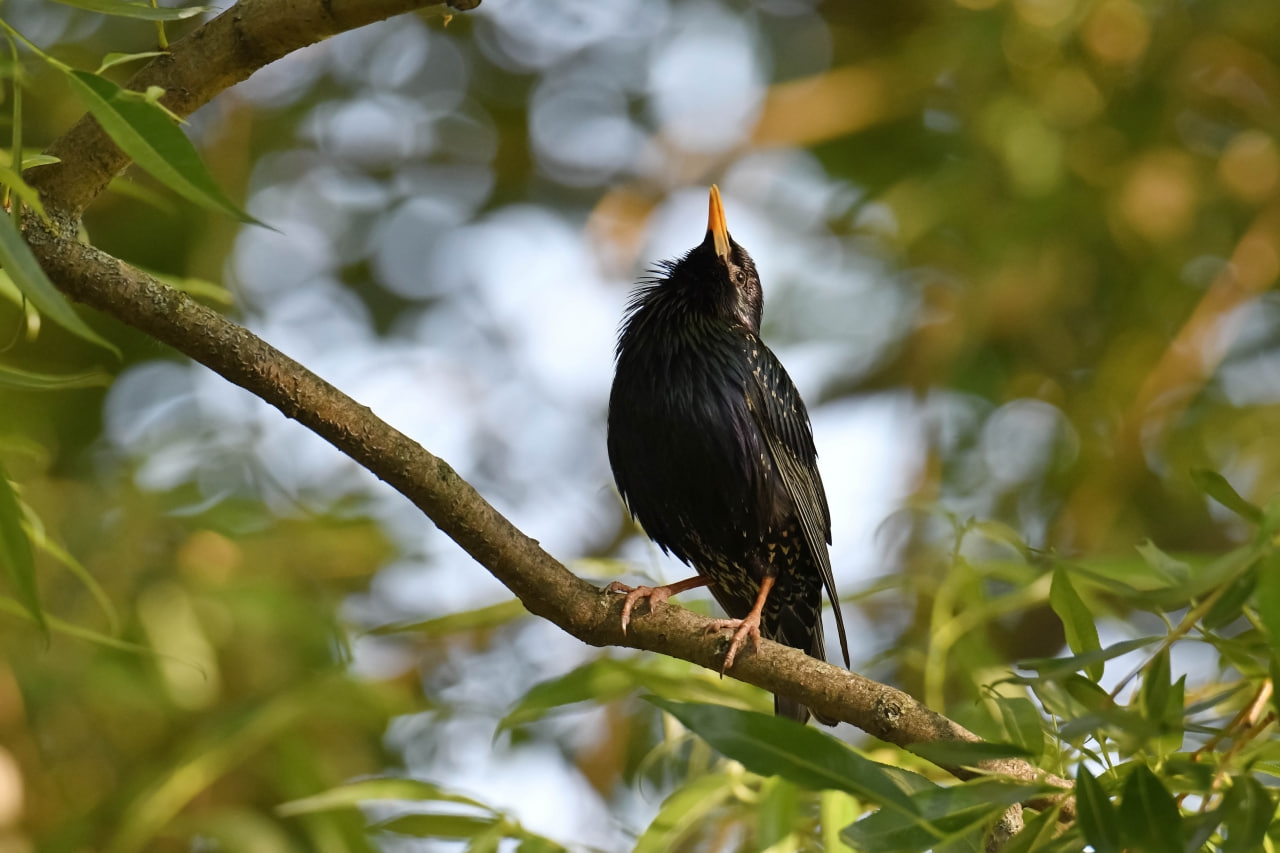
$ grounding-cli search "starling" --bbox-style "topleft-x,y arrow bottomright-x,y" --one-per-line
606,186 -> 849,725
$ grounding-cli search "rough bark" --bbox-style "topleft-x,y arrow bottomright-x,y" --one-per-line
20,0 -> 1074,824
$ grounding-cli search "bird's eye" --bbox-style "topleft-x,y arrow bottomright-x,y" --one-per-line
733,270 -> 746,285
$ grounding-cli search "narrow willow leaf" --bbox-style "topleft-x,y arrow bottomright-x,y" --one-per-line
991,696 -> 1045,762
1192,469 -> 1263,523
1075,766 -> 1121,853
1118,765 -> 1184,852
0,364 -> 111,390
0,210 -> 119,353
649,698 -> 932,818
1255,552 -> 1280,646
97,50 -> 168,74
1016,636 -> 1159,682
998,805 -> 1063,853
908,739 -> 1034,768
371,598 -> 528,637
1050,567 -> 1103,680
62,70 -> 258,223
1221,776 -> 1274,853
374,813 -> 499,839
634,774 -> 734,853
21,154 -> 60,169
29,531 -> 119,634
0,163 -> 48,221
841,779 -> 1050,853
49,0 -> 209,21
277,778 -> 490,817
0,467 -> 43,634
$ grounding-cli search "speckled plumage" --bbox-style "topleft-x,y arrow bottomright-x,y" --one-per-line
606,187 -> 849,725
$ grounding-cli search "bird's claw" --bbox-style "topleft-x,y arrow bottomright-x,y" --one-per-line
705,615 -> 763,673
605,581 -> 674,634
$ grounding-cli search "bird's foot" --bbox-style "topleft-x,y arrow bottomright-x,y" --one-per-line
605,576 -> 710,634
605,582 -> 676,634
705,613 -> 763,673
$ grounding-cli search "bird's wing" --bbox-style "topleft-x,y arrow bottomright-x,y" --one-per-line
745,338 -> 850,667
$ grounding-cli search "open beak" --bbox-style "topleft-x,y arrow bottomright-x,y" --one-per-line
707,185 -> 732,265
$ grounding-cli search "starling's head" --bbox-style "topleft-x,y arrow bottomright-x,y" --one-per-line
648,186 -> 763,334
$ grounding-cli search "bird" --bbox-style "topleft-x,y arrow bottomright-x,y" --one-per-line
605,185 -> 849,725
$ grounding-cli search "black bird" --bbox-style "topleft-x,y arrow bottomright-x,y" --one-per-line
606,186 -> 849,724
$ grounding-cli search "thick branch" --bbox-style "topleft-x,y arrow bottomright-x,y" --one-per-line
21,0 -> 1073,824
26,225 -> 1074,820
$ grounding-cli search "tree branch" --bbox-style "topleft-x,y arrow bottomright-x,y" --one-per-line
21,0 -> 1073,824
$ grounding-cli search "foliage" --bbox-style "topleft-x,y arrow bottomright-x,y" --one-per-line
2,0 -> 1280,851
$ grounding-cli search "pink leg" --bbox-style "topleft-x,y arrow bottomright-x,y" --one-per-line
606,575 -> 711,633
705,575 -> 776,672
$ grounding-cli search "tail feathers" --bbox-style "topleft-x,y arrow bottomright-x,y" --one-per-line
769,615 -> 839,726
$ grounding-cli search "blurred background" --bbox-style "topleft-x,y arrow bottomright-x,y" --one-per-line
3,0 -> 1280,849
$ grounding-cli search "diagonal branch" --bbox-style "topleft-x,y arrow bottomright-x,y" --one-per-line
20,0 -> 1074,825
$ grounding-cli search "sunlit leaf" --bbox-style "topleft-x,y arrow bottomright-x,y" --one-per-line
1135,540 -> 1189,586
49,0 -> 209,21
96,50 -> 168,74
635,773 -> 734,853
998,805 -> 1066,853
820,790 -> 860,853
1192,469 -> 1263,523
840,779 -> 1051,853
60,70 -> 259,223
371,598 -> 528,637
1015,636 -> 1159,682
1118,765 -> 1184,852
0,464 -> 42,634
1050,567 -> 1103,680
278,778 -> 491,818
0,364 -> 111,390
649,697 -> 933,817
500,656 -> 767,732
0,208 -> 119,353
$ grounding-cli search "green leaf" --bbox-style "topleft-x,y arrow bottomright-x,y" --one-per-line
1192,469 -> 1263,523
908,739 -> 1034,768
1138,648 -> 1171,724
0,464 -> 42,634
1220,776 -> 1274,853
374,813 -> 499,839
61,70 -> 258,223
1050,567 -> 1103,680
277,778 -> 490,818
97,51 -> 168,75
1016,636 -> 1159,682
820,790 -> 860,853
648,697 -> 933,818
840,779 -> 1051,853
0,162 -> 48,222
1202,566 -> 1258,630
1118,765 -> 1184,852
1135,540 -> 1190,586
48,0 -> 210,21
1075,766 -> 1121,853
29,531 -> 119,634
0,364 -> 112,390
757,776 -> 800,849
370,598 -> 528,636
500,656 -> 766,732
634,773 -> 735,853
991,696 -> 1044,762
1255,552 -> 1280,646
0,207 -> 119,354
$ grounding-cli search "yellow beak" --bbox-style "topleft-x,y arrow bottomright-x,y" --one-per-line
708,185 -> 732,264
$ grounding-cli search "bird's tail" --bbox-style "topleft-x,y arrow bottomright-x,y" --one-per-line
770,616 -> 838,726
